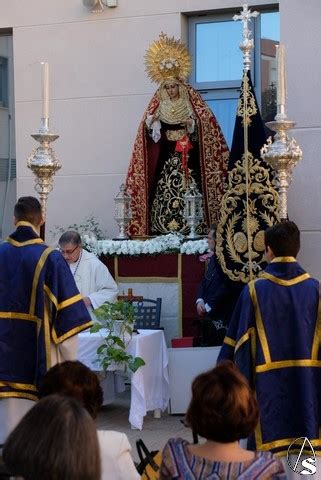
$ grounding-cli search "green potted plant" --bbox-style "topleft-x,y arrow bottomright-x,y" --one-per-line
90,300 -> 145,373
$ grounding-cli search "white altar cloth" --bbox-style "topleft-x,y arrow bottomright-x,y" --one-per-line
77,329 -> 169,430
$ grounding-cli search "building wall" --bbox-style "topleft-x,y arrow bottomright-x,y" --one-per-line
0,34 -> 16,238
0,0 -> 320,276
281,0 -> 321,277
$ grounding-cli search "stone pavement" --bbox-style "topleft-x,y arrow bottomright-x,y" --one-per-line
96,386 -> 193,462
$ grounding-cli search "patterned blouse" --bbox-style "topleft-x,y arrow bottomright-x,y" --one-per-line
159,438 -> 286,479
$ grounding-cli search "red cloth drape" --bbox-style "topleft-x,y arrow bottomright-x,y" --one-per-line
99,253 -> 204,336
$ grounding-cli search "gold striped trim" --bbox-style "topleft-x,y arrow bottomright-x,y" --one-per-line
312,297 -> 321,359
276,448 -> 321,458
113,257 -> 179,283
250,329 -> 257,383
6,237 -> 43,247
51,321 -> 93,345
0,381 -> 37,391
256,436 -> 321,452
0,392 -> 38,401
44,284 -> 58,309
44,300 -> 51,370
223,336 -> 236,347
114,256 -> 119,281
254,403 -> 263,450
252,333 -> 262,448
256,359 -> 321,373
271,256 -> 297,263
29,247 -> 53,316
57,293 -> 83,311
116,276 -> 178,283
0,312 -> 41,326
261,272 -> 310,286
235,327 -> 255,353
249,282 -> 271,363
15,221 -> 40,235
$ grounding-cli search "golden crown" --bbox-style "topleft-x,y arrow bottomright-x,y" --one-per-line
144,32 -> 192,84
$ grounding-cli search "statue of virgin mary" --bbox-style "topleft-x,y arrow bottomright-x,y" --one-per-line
126,33 -> 229,237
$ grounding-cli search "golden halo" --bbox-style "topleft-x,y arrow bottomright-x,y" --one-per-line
144,32 -> 192,84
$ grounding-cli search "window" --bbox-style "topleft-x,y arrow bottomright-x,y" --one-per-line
195,20 -> 243,85
189,8 -> 280,147
0,56 -> 8,108
260,12 -> 279,123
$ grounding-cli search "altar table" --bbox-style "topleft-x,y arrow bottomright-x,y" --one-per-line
100,254 -> 205,342
77,329 -> 169,430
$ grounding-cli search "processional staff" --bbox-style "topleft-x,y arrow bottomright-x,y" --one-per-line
215,4 -> 280,283
232,3 -> 259,281
233,4 -> 259,72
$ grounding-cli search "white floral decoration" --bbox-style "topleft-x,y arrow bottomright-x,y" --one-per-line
82,233 -> 208,257
159,58 -> 180,71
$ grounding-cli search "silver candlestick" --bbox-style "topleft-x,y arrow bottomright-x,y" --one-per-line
261,115 -> 302,220
27,118 -> 61,222
261,41 -> 302,220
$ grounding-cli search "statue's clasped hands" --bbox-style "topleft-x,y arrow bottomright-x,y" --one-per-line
184,118 -> 193,128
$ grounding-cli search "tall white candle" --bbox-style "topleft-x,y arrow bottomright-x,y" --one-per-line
276,44 -> 286,107
41,62 -> 49,119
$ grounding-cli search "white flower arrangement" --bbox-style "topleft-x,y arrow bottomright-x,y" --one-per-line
82,233 -> 208,257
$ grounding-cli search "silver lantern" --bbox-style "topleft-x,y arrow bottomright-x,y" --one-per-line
114,184 -> 132,240
183,183 -> 203,239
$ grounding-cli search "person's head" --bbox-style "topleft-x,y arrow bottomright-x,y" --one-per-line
3,394 -> 101,480
164,79 -> 180,100
185,361 -> 259,443
58,230 -> 82,263
40,360 -> 103,419
13,196 -> 43,229
207,225 -> 216,252
264,220 -> 300,262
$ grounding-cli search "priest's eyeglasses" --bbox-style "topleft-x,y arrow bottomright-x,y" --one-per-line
59,244 -> 80,257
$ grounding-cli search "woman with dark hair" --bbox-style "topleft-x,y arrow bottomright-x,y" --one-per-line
40,359 -> 104,418
39,360 -> 139,480
3,395 -> 100,480
160,362 -> 286,479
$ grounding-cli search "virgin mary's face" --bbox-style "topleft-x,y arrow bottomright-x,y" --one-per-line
165,82 -> 179,100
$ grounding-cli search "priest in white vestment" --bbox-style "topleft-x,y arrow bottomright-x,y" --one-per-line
58,231 -> 119,319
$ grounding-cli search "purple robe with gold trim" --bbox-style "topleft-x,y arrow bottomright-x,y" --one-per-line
0,222 -> 92,401
218,257 -> 321,455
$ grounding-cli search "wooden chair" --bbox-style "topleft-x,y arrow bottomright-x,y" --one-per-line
132,298 -> 162,330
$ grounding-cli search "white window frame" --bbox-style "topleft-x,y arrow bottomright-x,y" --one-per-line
187,6 -> 279,145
